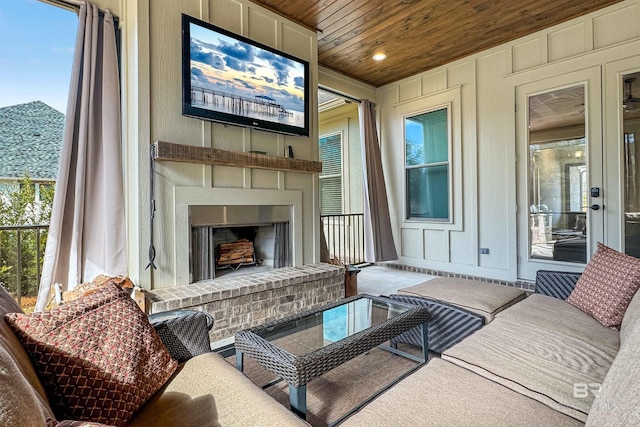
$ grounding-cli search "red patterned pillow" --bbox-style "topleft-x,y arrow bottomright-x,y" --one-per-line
51,420 -> 116,427
567,242 -> 640,330
5,284 -> 178,426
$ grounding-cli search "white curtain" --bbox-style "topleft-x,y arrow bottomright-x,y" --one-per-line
36,3 -> 126,311
359,100 -> 398,262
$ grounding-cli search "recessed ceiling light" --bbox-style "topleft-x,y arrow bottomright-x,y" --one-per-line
372,51 -> 387,61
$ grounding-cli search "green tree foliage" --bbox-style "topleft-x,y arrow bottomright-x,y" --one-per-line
0,176 -> 54,298
405,137 -> 424,166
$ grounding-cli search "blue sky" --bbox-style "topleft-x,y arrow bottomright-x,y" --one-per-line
0,0 -> 77,113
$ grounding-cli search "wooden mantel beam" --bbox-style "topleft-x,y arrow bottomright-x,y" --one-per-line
152,141 -> 322,174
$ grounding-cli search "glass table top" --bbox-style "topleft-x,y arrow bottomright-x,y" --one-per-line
254,296 -> 412,356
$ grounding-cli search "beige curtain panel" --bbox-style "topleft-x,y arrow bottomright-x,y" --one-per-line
36,3 -> 127,311
359,100 -> 398,262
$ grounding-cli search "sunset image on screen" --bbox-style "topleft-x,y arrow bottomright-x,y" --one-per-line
189,22 -> 306,128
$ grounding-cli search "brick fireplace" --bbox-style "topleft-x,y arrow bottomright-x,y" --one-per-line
145,187 -> 345,344
171,187 -> 304,287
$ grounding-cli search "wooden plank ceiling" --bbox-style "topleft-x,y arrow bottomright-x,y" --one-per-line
250,0 -> 623,87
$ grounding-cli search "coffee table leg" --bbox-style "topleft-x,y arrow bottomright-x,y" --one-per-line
289,384 -> 307,419
420,323 -> 429,362
236,350 -> 244,372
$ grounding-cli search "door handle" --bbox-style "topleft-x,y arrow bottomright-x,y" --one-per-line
590,204 -> 602,211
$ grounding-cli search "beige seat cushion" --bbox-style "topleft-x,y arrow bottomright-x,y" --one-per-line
443,294 -> 619,422
342,358 -> 582,427
128,351 -> 308,427
398,277 -> 526,322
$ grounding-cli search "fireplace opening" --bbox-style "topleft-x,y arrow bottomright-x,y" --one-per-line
189,205 -> 292,282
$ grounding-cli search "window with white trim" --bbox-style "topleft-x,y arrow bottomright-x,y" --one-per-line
319,132 -> 343,215
405,107 -> 450,221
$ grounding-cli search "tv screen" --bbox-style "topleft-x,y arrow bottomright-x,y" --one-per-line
182,14 -> 310,137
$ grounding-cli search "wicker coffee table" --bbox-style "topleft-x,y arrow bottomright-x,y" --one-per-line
234,294 -> 430,419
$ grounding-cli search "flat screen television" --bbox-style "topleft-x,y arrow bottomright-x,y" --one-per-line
181,14 -> 310,137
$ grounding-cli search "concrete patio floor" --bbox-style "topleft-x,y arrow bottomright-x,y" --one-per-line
356,265 -> 435,296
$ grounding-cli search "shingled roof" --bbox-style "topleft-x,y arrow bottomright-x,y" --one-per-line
0,101 -> 64,181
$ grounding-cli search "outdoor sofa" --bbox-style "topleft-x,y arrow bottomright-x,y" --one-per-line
2,242 -> 639,426
342,244 -> 640,426
0,282 -> 307,427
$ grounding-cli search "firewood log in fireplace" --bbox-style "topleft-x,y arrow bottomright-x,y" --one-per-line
216,238 -> 255,266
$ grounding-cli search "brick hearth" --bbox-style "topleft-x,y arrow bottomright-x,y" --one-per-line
146,263 -> 345,342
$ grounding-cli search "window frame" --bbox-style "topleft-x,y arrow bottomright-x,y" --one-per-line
404,105 -> 453,222
395,86 -> 463,232
319,129 -> 347,215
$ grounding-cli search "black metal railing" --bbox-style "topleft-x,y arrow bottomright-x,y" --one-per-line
321,213 -> 365,265
0,224 -> 49,308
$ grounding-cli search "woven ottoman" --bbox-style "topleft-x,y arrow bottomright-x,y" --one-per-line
390,277 -> 527,353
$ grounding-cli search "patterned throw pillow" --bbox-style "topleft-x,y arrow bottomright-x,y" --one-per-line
49,420 -> 116,427
567,242 -> 640,330
5,284 -> 178,426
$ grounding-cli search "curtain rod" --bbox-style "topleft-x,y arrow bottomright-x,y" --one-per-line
42,0 -> 79,12
43,0 -> 119,27
319,86 -> 361,104
43,0 -> 109,14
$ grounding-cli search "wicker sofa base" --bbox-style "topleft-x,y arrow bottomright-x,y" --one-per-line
388,294 -> 484,354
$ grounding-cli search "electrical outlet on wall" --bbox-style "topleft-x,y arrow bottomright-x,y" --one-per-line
480,248 -> 490,254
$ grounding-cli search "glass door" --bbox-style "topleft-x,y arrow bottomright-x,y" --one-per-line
517,68 -> 603,279
603,56 -> 640,259
528,86 -> 588,264
622,72 -> 640,258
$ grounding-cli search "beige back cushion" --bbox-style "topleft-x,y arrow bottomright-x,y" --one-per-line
586,294 -> 640,426
0,287 -> 55,426
620,287 -> 640,346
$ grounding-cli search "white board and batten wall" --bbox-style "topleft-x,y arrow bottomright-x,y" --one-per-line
70,0 -> 640,287
110,0 -> 321,289
370,0 -> 640,282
